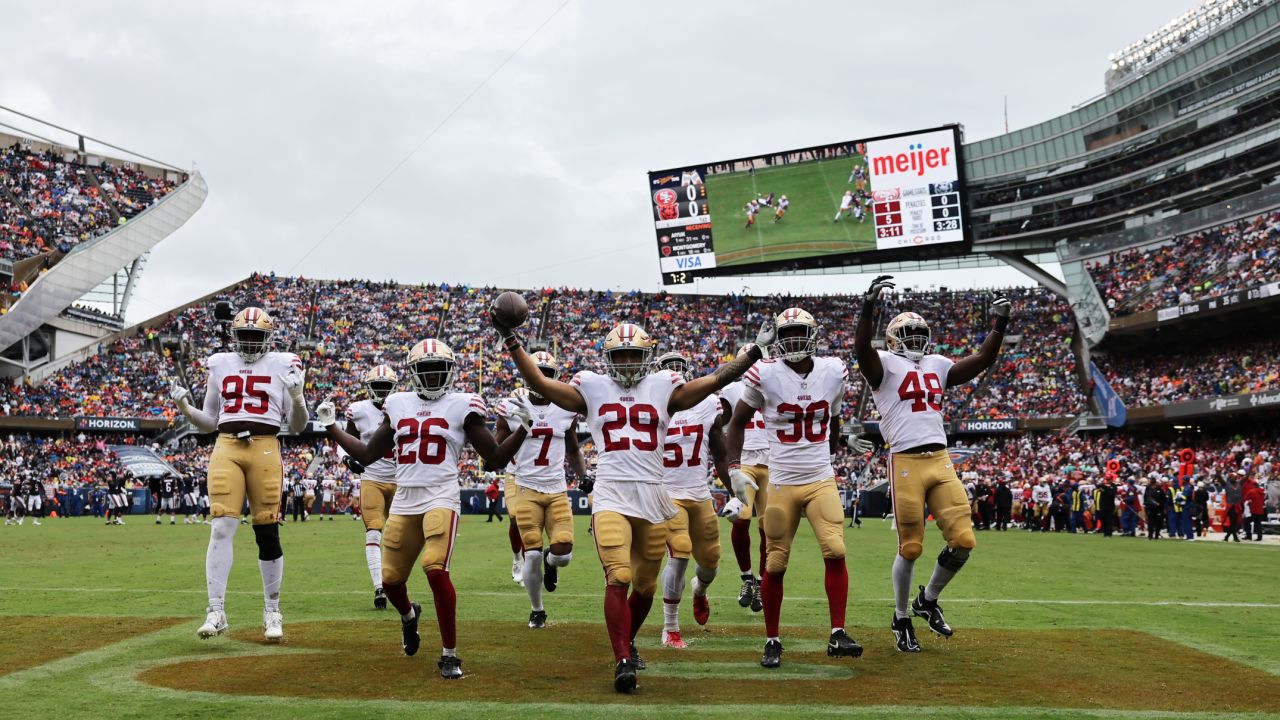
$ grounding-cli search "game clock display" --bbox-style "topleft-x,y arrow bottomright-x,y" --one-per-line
647,125 -> 969,284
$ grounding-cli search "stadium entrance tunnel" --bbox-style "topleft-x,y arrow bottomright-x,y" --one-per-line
136,621 -> 1280,712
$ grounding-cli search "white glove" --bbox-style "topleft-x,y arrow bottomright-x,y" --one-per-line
720,496 -> 746,520
990,293 -> 1012,318
169,379 -> 189,405
753,319 -> 776,356
314,400 -> 336,428
728,465 -> 758,504
282,365 -> 306,401
846,434 -> 874,453
508,394 -> 536,432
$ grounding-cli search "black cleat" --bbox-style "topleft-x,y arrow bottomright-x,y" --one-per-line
751,578 -> 763,613
629,642 -> 646,670
613,658 -> 638,693
737,574 -> 754,608
529,610 -> 547,629
891,615 -> 922,653
438,654 -> 463,679
827,628 -> 864,658
402,602 -> 422,656
760,639 -> 783,668
543,553 -> 558,593
373,587 -> 387,610
912,585 -> 954,637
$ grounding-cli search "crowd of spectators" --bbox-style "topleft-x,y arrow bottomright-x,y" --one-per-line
1086,210 -> 1280,317
0,143 -> 178,262
0,273 -> 1086,426
1095,336 -> 1280,407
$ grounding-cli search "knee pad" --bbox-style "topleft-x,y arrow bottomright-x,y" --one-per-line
606,563 -> 633,587
668,531 -> 692,558
631,565 -> 659,597
938,545 -> 970,572
764,545 -> 791,575
820,533 -> 846,560
948,525 -> 977,551
252,523 -> 283,561
898,540 -> 924,561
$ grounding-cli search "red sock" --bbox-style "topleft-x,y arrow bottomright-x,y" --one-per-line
426,569 -> 457,650
731,519 -> 752,572
383,581 -> 412,616
761,569 -> 784,637
508,520 -> 523,555
628,590 -> 654,641
758,523 -> 767,577
603,585 -> 631,661
823,557 -> 848,629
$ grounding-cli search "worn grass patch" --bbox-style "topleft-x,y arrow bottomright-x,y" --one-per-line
139,620 -> 1280,712
0,616 -> 182,675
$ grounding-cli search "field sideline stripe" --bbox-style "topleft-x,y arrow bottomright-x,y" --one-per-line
2,586 -> 1276,609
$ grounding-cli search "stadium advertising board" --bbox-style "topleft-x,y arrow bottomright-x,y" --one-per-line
1163,388 -> 1280,419
649,125 -> 970,284
1155,281 -> 1280,323
75,416 -> 144,432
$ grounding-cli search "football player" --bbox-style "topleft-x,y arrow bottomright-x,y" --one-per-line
316,339 -> 525,680
833,191 -> 854,221
491,313 -> 770,693
341,364 -> 400,610
725,308 -> 861,669
25,478 -> 44,525
170,307 -> 309,643
301,476 -> 317,520
494,351 -> 587,629
320,474 -> 337,519
719,352 -> 769,613
773,196 -> 789,223
156,475 -> 178,525
855,275 -> 1010,652
655,352 -> 728,648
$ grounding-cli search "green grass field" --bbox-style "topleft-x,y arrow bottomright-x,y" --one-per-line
1,515 -> 1278,719
707,157 -> 876,267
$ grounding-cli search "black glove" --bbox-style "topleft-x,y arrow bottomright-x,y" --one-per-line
990,293 -> 1012,332
577,474 -> 595,495
862,275 -> 895,315
341,456 -> 366,474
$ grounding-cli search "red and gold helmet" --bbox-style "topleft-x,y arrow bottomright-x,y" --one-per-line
230,307 -> 274,362
363,364 -> 398,404
885,312 -> 931,362
655,351 -> 691,380
406,339 -> 456,400
528,350 -> 560,400
603,323 -> 655,387
773,307 -> 819,362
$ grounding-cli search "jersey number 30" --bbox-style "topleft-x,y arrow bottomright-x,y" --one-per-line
898,371 -> 943,412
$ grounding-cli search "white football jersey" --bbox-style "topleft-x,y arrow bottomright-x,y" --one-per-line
742,356 -> 846,486
868,351 -> 952,452
383,390 -> 485,492
571,369 -> 684,522
496,395 -> 578,493
302,478 -> 317,494
202,351 -> 302,428
721,379 -> 769,465
346,399 -> 396,481
662,393 -> 721,501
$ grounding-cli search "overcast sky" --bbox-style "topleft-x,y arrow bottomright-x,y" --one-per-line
1,0 -> 1196,322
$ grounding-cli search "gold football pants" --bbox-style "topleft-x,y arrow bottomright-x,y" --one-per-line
762,478 -> 844,574
381,508 -> 459,584
889,450 -> 976,560
592,511 -> 666,596
665,497 -> 721,571
208,434 -> 282,525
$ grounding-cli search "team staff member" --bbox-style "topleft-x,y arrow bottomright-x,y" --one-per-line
855,275 -> 1010,653
170,307 -> 310,643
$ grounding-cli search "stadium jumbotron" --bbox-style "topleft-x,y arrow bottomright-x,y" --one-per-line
1,1 -> 1278,719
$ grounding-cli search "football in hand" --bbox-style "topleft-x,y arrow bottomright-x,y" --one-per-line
492,291 -> 529,329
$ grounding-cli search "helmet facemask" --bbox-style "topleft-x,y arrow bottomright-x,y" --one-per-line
774,324 -> 818,362
366,380 -> 396,404
232,327 -> 272,363
656,352 -> 691,381
605,347 -> 651,388
886,314 -> 932,362
409,359 -> 456,400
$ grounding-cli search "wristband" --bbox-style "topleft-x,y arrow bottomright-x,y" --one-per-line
502,334 -> 522,352
746,344 -> 763,362
993,316 -> 1009,334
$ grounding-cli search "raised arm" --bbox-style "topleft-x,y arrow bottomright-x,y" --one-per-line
464,413 -> 526,470
489,310 -> 587,414
855,275 -> 895,390
669,322 -> 774,413
947,294 -> 1012,387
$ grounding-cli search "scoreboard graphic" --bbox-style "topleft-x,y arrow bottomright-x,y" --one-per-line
647,125 -> 969,284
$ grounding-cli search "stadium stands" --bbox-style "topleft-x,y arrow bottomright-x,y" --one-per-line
1086,210 -> 1280,317
1094,336 -> 1280,407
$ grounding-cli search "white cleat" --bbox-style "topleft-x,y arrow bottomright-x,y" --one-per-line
197,609 -> 229,639
263,610 -> 284,642
511,558 -> 524,586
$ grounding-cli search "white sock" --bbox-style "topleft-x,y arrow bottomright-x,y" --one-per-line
663,599 -> 680,633
260,557 -> 283,613
546,551 -> 572,567
365,530 -> 383,590
512,551 -> 523,564
206,517 -> 238,612
693,563 -> 717,594
892,553 -> 915,619
442,647 -> 457,657
401,606 -> 416,622
523,550 -> 544,612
